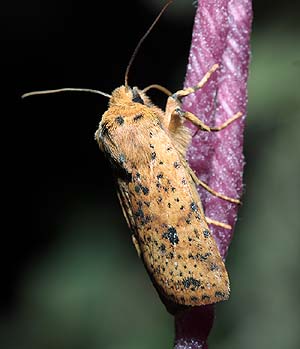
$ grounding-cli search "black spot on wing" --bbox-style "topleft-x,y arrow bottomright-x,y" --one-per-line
134,201 -> 151,226
210,263 -> 219,271
134,184 -> 149,195
195,252 -> 212,261
215,291 -> 226,298
162,227 -> 179,245
141,186 -> 149,195
190,202 -> 198,211
203,230 -> 210,238
202,295 -> 210,301
159,244 -> 166,254
182,277 -> 201,290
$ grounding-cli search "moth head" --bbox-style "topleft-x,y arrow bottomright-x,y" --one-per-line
109,85 -> 151,107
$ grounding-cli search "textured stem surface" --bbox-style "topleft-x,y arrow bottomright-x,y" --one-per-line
175,0 -> 252,348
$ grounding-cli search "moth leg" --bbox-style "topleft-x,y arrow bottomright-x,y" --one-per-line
173,63 -> 219,100
164,64 -> 219,127
205,217 -> 231,230
164,65 -> 241,205
168,104 -> 242,133
189,169 -> 241,204
132,234 -> 141,258
165,108 -> 241,204
165,95 -> 242,135
165,62 -> 242,132
182,110 -> 243,132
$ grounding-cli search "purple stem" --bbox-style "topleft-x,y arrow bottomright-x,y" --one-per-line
174,0 -> 252,348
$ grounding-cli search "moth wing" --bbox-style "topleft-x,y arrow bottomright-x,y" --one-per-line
116,179 -> 142,257
116,179 -> 135,231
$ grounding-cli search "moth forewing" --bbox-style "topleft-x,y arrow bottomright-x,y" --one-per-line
21,1 -> 236,307
95,86 -> 230,306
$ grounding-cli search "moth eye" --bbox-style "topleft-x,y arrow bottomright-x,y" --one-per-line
132,89 -> 144,105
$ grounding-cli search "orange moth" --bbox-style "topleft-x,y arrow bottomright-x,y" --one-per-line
22,1 -> 241,306
94,2 -> 242,306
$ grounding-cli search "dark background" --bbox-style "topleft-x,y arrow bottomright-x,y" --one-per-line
2,0 -> 300,348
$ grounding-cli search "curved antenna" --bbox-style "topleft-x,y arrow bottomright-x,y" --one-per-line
124,0 -> 173,88
143,84 -> 172,96
21,88 -> 111,99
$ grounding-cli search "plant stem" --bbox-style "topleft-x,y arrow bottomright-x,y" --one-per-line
174,0 -> 252,347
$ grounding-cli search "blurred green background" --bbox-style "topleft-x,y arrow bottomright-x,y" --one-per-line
2,0 -> 300,348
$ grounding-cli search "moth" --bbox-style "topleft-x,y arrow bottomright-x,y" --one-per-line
93,2 -> 242,306
94,68 -> 241,305
22,1 -> 242,307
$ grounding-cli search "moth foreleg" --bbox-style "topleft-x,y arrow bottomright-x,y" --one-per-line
170,107 -> 242,133
165,88 -> 242,134
172,64 -> 219,100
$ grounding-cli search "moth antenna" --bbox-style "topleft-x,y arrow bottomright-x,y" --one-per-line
21,88 -> 111,99
143,84 -> 172,96
124,0 -> 173,88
